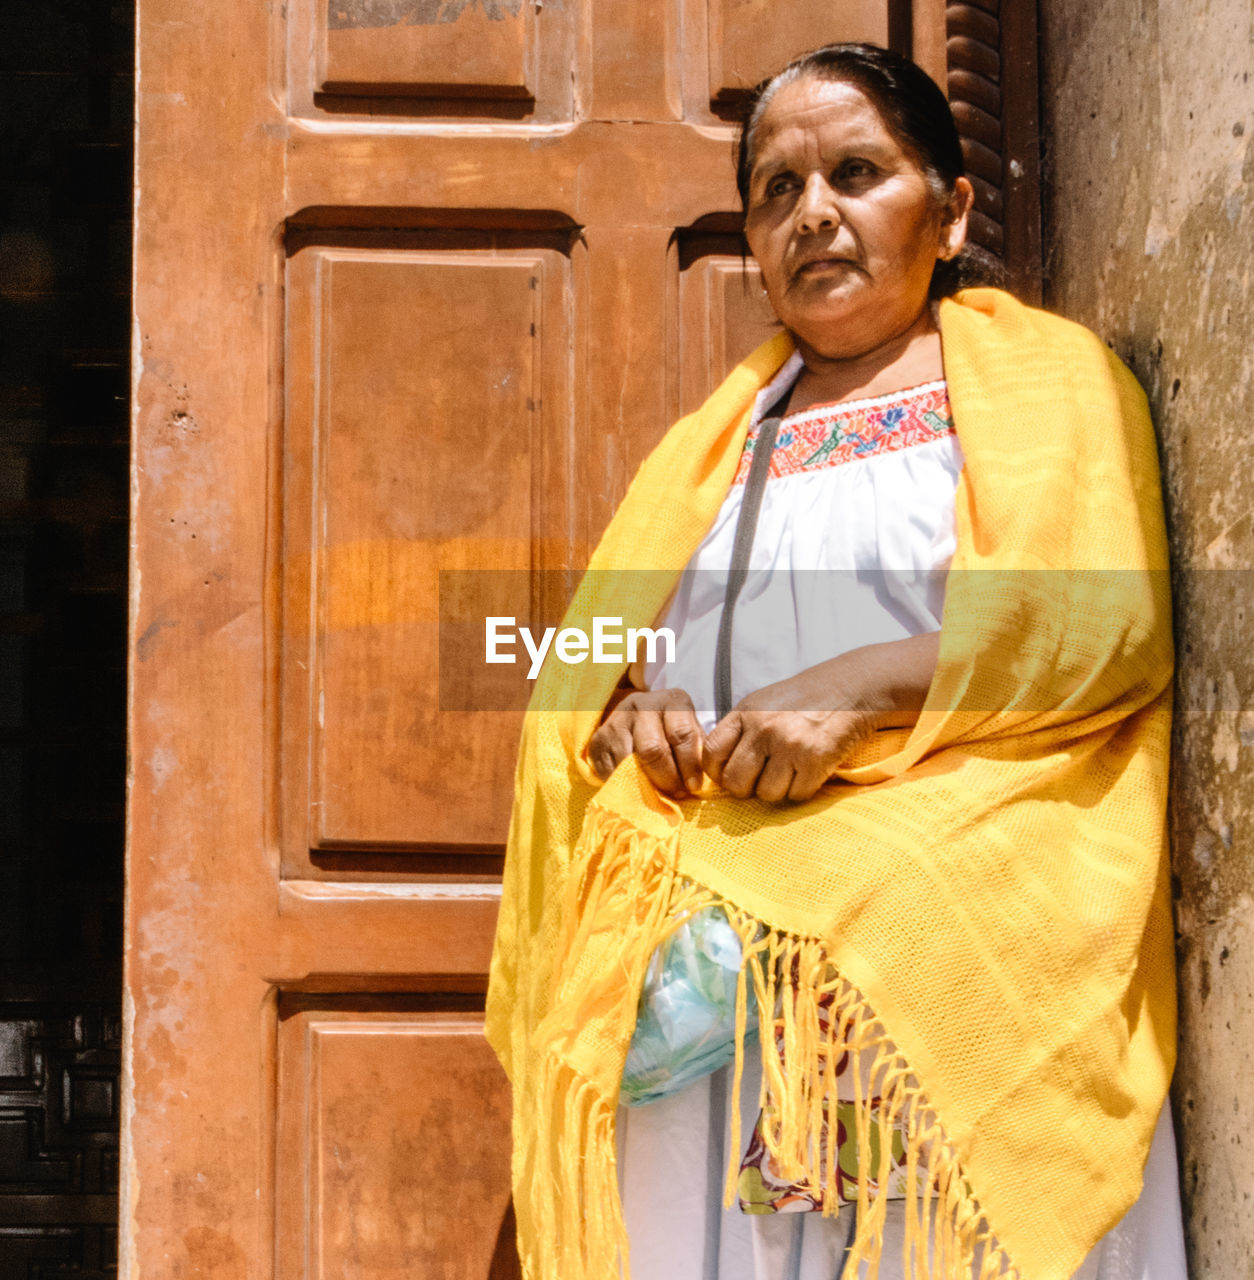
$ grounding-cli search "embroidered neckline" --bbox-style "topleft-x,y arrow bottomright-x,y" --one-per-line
734,380 -> 955,485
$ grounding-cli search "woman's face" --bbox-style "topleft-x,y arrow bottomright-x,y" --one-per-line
743,76 -> 970,361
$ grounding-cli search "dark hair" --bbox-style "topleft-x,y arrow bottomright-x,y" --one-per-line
734,43 -> 1001,298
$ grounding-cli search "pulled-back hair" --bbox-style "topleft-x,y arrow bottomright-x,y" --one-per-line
735,43 -> 1001,297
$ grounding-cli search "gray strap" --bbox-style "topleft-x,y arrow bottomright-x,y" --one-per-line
713,389 -> 792,721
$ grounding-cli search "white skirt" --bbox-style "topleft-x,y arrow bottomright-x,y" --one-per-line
617,1053 -> 1188,1280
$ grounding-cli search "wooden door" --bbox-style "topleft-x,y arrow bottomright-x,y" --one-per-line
125,3 -> 967,1277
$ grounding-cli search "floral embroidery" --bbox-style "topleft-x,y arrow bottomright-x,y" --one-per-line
733,381 -> 953,485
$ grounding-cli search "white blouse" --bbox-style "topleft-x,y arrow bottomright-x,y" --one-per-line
644,351 -> 964,731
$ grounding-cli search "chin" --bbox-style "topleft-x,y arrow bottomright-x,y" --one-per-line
786,301 -> 874,346
785,296 -> 928,358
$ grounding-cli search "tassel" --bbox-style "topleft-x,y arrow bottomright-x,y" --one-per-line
522,812 -> 1020,1280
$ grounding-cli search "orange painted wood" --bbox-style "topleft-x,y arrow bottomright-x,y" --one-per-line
707,0 -> 892,105
281,242 -> 574,858
675,236 -> 780,418
288,0 -> 574,122
575,224 -> 675,535
318,0 -> 533,99
275,1005 -> 513,1278
272,883 -> 500,984
582,0 -> 682,120
910,0 -> 950,90
128,0 -> 1028,1274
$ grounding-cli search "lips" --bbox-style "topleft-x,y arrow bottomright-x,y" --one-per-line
794,255 -> 854,276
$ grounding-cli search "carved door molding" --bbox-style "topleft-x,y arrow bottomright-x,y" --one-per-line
946,0 -> 1042,299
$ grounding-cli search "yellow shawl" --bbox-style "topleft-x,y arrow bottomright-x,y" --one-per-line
485,288 -> 1175,1280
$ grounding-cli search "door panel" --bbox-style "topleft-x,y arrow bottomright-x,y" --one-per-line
318,1 -> 534,100
289,0 -> 574,120
276,1002 -> 513,1280
706,0 -> 896,107
582,0 -> 683,119
128,2 -> 975,1277
675,235 -> 779,418
281,239 -> 574,859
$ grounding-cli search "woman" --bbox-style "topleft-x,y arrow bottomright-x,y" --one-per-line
486,44 -> 1186,1280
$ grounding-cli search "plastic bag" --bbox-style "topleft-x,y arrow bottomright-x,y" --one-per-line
619,905 -> 759,1107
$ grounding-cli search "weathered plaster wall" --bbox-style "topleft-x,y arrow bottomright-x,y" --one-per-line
1038,1 -> 1253,1274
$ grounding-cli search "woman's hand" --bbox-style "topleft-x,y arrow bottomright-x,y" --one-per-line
703,633 -> 940,804
702,678 -> 873,804
588,688 -> 706,798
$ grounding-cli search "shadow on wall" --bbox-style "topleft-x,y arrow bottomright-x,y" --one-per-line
1039,0 -> 1254,1275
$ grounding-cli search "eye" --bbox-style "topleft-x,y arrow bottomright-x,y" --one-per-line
762,173 -> 798,199
836,159 -> 876,182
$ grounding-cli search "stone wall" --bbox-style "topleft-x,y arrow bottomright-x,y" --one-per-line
1038,2 -> 1254,1275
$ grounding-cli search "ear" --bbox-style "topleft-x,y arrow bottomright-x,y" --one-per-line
936,176 -> 975,262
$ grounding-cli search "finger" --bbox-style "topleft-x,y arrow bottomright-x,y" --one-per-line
632,713 -> 687,796
702,711 -> 743,786
720,737 -> 768,800
787,761 -> 830,804
662,704 -> 706,793
754,756 -> 796,805
588,721 -> 633,781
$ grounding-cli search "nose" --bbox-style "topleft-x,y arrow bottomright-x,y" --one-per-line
796,174 -> 840,235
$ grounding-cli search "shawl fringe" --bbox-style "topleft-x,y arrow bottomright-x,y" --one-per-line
524,803 -> 1022,1280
